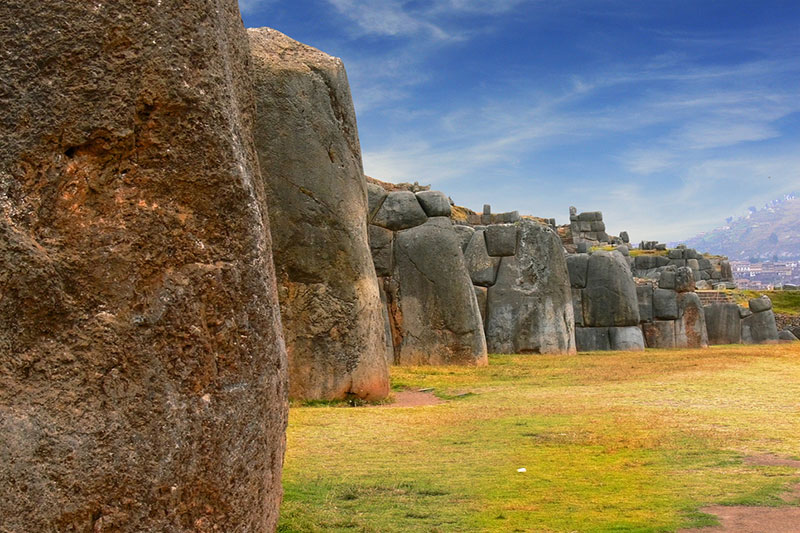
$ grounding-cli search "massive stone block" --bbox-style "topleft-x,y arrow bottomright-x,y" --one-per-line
369,224 -> 394,277
637,285 -> 654,323
0,4 -> 287,531
567,253 -> 590,288
742,309 -> 779,344
653,288 -> 679,320
575,327 -> 611,351
415,190 -> 451,217
464,229 -> 501,287
582,250 -> 640,327
485,221 -> 576,354
250,28 -> 389,400
643,321 -> 677,348
704,304 -> 742,345
485,224 -> 518,257
675,293 -> 708,348
390,218 -> 488,365
372,191 -> 428,230
609,326 -> 645,351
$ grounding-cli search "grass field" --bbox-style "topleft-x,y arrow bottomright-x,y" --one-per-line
278,344 -> 800,532
731,290 -> 800,316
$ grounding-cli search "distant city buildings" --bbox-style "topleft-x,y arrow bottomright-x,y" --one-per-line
731,260 -> 800,289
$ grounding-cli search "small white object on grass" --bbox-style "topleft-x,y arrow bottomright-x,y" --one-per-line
517,468 -> 526,473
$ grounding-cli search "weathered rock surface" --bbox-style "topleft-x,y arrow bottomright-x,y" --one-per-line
372,190 -> 428,230
575,327 -> 612,351
566,253 -> 590,288
474,286 -> 488,324
390,218 -> 488,365
742,309 -> 779,344
643,321 -> 677,348
779,330 -> 799,341
704,304 -> 742,345
675,293 -> 708,348
369,224 -> 394,277
637,285 -> 654,323
1,4 -> 287,531
416,190 -> 452,217
653,288 -> 679,320
485,224 -> 518,257
609,326 -> 646,351
250,28 -> 390,401
582,251 -> 640,327
453,224 -> 476,252
485,221 -> 576,354
464,229 -> 501,287
749,296 -> 773,314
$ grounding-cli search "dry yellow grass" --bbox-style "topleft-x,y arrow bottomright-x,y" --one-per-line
279,344 -> 800,532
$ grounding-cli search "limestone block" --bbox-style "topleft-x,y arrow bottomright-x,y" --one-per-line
0,5 -> 289,530
474,285 -> 488,324
635,255 -> 657,270
367,182 -> 388,221
659,271 -> 676,290
572,288 -> 584,327
620,231 -> 630,243
749,296 -> 772,313
416,190 -> 452,217
391,217 -> 487,365
779,330 -> 799,341
372,191 -> 428,230
575,327 -> 611,351
609,326 -> 645,351
453,224 -> 476,252
591,220 -> 606,232
485,221 -> 575,354
642,321 -> 677,348
675,293 -> 708,348
567,253 -> 590,288
704,304 -> 741,345
251,28 -> 390,401
369,224 -> 394,277
582,250 -> 640,327
742,310 -> 779,344
485,224 -> 518,257
674,267 -> 695,292
464,229 -> 501,287
637,285 -> 654,323
687,258 -> 700,271
653,289 -> 678,320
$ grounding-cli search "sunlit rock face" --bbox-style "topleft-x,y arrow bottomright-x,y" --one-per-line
249,28 -> 390,400
0,2 -> 288,531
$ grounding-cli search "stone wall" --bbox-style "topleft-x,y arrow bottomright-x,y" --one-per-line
367,184 -> 488,365
568,251 -> 644,351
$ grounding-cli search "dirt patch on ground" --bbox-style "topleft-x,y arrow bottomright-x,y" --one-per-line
682,505 -> 800,532
743,454 -> 800,468
376,390 -> 443,408
681,455 -> 800,532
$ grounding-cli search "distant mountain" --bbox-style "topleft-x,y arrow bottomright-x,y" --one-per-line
681,193 -> 800,261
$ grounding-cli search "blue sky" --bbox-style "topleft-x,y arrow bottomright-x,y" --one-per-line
240,1 -> 800,242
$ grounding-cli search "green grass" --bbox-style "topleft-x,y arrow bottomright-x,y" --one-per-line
731,290 -> 800,316
278,345 -> 800,532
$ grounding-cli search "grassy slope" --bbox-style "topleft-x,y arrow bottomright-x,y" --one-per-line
279,345 -> 800,532
730,290 -> 800,316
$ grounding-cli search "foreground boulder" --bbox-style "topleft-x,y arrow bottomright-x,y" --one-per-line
249,28 -> 390,400
485,221 -> 576,354
1,2 -> 287,530
389,218 -> 488,365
